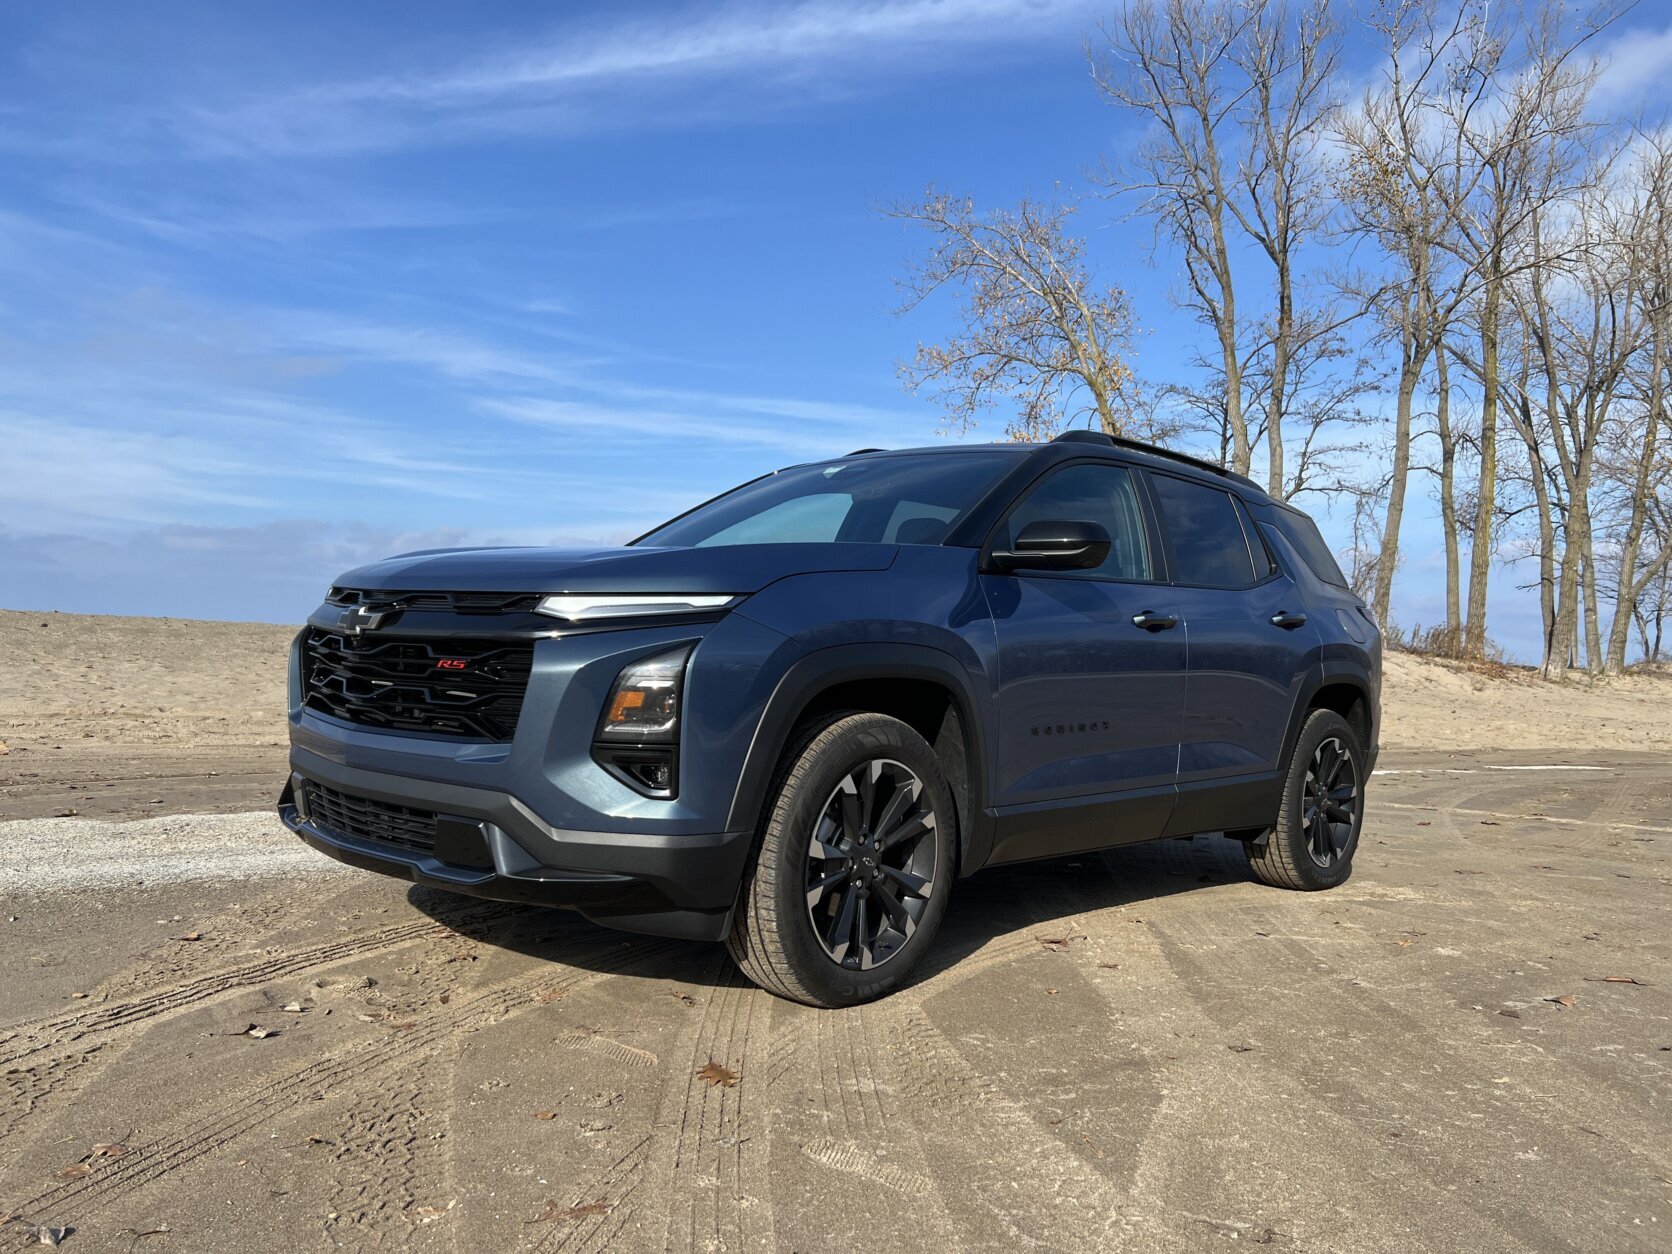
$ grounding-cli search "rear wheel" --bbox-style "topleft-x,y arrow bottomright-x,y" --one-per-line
726,712 -> 954,1007
1246,708 -> 1365,891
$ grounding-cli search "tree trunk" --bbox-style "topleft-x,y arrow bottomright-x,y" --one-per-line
1581,505 -> 1602,675
1464,282 -> 1501,659
1373,353 -> 1422,626
1605,319 -> 1665,672
1266,255 -> 1292,497
1434,344 -> 1461,644
1546,508 -> 1581,682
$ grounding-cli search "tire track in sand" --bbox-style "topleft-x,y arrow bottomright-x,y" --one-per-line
0,936 -> 680,1247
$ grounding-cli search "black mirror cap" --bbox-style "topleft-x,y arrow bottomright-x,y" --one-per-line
988,519 -> 1112,572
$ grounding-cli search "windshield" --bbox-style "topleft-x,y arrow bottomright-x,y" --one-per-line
636,452 -> 1018,549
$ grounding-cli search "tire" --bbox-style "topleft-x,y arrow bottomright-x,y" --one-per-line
1246,709 -> 1366,891
726,712 -> 956,1008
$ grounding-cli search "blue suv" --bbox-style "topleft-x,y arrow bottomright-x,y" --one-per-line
280,432 -> 1380,1006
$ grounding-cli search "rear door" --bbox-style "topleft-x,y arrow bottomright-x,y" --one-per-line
981,460 -> 1186,862
1143,471 -> 1320,834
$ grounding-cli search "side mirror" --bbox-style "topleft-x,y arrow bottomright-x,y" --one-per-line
988,520 -> 1111,573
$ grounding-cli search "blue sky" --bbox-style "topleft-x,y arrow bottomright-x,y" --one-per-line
2,1 -> 1670,661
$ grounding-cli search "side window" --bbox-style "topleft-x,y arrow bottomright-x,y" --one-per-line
996,463 -> 1153,580
694,494 -> 850,547
1151,475 -> 1258,587
1268,508 -> 1349,588
1238,500 -> 1281,578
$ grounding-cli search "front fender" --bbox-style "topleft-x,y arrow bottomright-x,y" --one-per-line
722,641 -> 997,872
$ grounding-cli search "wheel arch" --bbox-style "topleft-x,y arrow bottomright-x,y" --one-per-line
724,643 -> 992,874
1283,663 -> 1375,765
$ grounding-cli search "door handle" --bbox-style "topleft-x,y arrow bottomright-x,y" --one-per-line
1132,610 -> 1180,632
1270,610 -> 1309,630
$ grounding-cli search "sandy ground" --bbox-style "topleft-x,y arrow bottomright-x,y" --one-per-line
1,610 -> 1670,1250
4,617 -> 1669,824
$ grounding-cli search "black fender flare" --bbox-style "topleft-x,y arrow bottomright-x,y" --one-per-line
1279,660 -> 1376,770
722,642 -> 994,871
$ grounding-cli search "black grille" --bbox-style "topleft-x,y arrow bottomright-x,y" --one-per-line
328,587 -> 542,614
301,628 -> 534,741
301,781 -> 436,854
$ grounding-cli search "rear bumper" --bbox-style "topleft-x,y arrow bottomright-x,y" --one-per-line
280,747 -> 753,942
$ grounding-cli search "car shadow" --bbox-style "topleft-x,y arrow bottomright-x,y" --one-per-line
403,833 -> 1258,995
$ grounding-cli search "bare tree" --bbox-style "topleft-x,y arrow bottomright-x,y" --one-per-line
891,192 -> 1139,441
1090,0 -> 1343,489
1436,2 -> 1603,661
1335,0 -> 1477,627
1601,133 -> 1672,672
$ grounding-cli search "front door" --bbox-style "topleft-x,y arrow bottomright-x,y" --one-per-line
982,461 -> 1186,862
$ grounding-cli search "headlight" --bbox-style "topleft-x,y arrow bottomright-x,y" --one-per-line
593,646 -> 693,798
536,593 -> 739,622
597,645 -> 690,743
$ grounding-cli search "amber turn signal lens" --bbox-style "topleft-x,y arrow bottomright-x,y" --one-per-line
607,690 -> 647,723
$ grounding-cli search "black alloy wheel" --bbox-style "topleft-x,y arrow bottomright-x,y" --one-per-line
803,758 -> 938,971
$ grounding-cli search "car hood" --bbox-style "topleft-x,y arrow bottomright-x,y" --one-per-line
333,543 -> 900,596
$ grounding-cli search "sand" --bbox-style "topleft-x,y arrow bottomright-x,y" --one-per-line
3,607 -> 1667,760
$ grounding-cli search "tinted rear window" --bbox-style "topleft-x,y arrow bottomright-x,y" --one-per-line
1269,508 -> 1349,588
1150,474 -> 1257,587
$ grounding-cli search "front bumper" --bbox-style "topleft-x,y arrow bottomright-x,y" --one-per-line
280,746 -> 753,942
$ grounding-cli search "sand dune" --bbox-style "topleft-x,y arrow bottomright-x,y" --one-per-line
2,607 -> 1667,755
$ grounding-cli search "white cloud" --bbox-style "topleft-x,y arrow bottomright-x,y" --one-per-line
1590,20 -> 1672,110
145,0 -> 1095,158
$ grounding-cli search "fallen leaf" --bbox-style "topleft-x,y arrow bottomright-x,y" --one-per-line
1395,939 -> 1413,948
1227,1044 -> 1256,1053
281,1002 -> 305,1013
1045,988 -> 1059,995
534,1111 -> 558,1121
1590,976 -> 1649,986
696,1059 -> 739,1088
1097,962 -> 1120,969
54,809 -> 79,818
414,1202 -> 454,1222
0,740 -> 10,755
117,1226 -> 170,1241
669,991 -> 697,1007
1544,995 -> 1576,1008
1416,821 -> 1432,826
35,1225 -> 68,1246
538,989 -> 566,1004
306,1135 -> 333,1146
91,1142 -> 128,1159
70,992 -> 88,1000
1038,934 -> 1086,952
241,1024 -> 278,1039
438,993 -> 451,1005
531,1199 -> 611,1223
174,932 -> 203,942
388,1021 -> 418,1031
52,1163 -> 92,1181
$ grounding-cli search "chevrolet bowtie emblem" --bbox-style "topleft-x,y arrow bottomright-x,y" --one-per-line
336,603 -> 392,637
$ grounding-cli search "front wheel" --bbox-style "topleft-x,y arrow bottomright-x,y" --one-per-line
1246,709 -> 1366,891
726,712 -> 955,1007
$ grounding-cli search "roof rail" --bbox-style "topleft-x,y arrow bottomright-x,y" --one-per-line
1049,429 -> 1260,491
845,447 -> 886,455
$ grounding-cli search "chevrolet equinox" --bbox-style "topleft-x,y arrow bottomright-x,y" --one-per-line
280,431 -> 1381,1007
